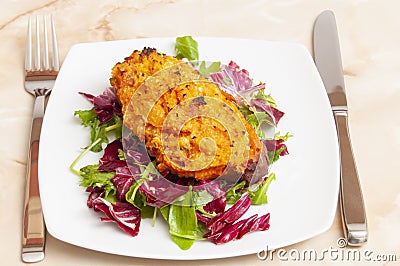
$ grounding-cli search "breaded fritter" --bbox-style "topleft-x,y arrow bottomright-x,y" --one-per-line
110,48 -> 264,180
146,80 -> 263,180
110,47 -> 182,114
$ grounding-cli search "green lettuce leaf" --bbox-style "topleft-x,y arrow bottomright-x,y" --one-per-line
175,36 -> 199,61
225,180 -> 247,204
74,108 -> 97,126
160,188 -> 204,250
267,132 -> 293,163
199,61 -> 221,78
125,181 -> 155,219
251,173 -> 276,205
74,109 -> 122,152
243,107 -> 274,139
74,108 -> 107,152
253,88 -> 277,108
79,164 -> 116,202
225,173 -> 276,205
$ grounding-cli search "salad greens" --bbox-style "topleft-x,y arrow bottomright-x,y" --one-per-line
79,164 -> 117,202
70,36 -> 291,250
225,173 -> 276,205
198,61 -> 221,78
175,36 -> 199,61
74,89 -> 123,152
162,188 -> 203,250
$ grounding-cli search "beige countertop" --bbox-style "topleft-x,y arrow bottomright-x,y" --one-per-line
1,0 -> 399,265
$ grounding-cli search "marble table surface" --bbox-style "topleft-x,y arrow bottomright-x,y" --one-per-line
1,0 -> 399,265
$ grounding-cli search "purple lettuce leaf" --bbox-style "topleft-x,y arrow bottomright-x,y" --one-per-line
126,149 -> 150,165
79,87 -> 122,125
86,186 -> 105,208
79,92 -> 95,103
139,173 -> 189,208
204,196 -> 226,215
122,134 -> 151,165
210,61 -> 253,92
92,197 -> 141,237
193,180 -> 226,214
209,61 -> 267,102
98,139 -> 126,172
205,212 -> 270,244
250,98 -> 285,126
111,173 -> 135,202
204,215 -> 251,244
196,211 -> 211,224
110,160 -> 142,202
205,192 -> 252,233
262,138 -> 289,156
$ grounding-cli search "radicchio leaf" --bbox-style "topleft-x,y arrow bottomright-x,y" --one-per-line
110,163 -> 142,202
92,197 -> 141,237
210,61 -> 267,101
262,138 -> 289,155
194,180 -> 226,214
196,211 -> 211,224
204,195 -> 226,214
79,87 -> 122,125
111,174 -> 135,202
123,134 -> 151,165
98,139 -> 126,171
204,215 -> 251,244
86,186 -> 104,208
250,98 -> 284,126
206,192 -> 252,233
205,213 -> 270,244
210,61 -> 253,92
139,173 -> 189,208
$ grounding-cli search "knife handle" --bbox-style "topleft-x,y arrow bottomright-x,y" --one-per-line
22,93 -> 46,263
334,110 -> 368,246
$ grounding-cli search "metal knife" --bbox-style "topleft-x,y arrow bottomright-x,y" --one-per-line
313,10 -> 368,246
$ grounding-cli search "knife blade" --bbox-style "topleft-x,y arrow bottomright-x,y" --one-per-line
313,10 -> 368,246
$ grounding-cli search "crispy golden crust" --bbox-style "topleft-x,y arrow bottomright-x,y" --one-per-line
110,48 -> 263,180
145,81 -> 262,180
110,47 -> 182,113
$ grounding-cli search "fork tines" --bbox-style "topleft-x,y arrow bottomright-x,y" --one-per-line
25,15 -> 59,74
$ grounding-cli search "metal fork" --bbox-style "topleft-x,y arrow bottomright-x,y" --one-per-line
22,15 -> 59,263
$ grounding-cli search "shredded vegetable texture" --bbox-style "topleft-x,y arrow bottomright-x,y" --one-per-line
70,36 -> 291,250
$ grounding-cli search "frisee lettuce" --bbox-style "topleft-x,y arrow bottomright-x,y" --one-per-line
74,108 -> 122,152
266,132 -> 293,163
79,164 -> 117,202
244,107 -> 275,138
253,88 -> 277,108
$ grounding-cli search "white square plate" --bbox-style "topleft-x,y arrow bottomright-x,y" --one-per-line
39,37 -> 339,260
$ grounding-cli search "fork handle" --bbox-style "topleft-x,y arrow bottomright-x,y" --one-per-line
22,89 -> 49,263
